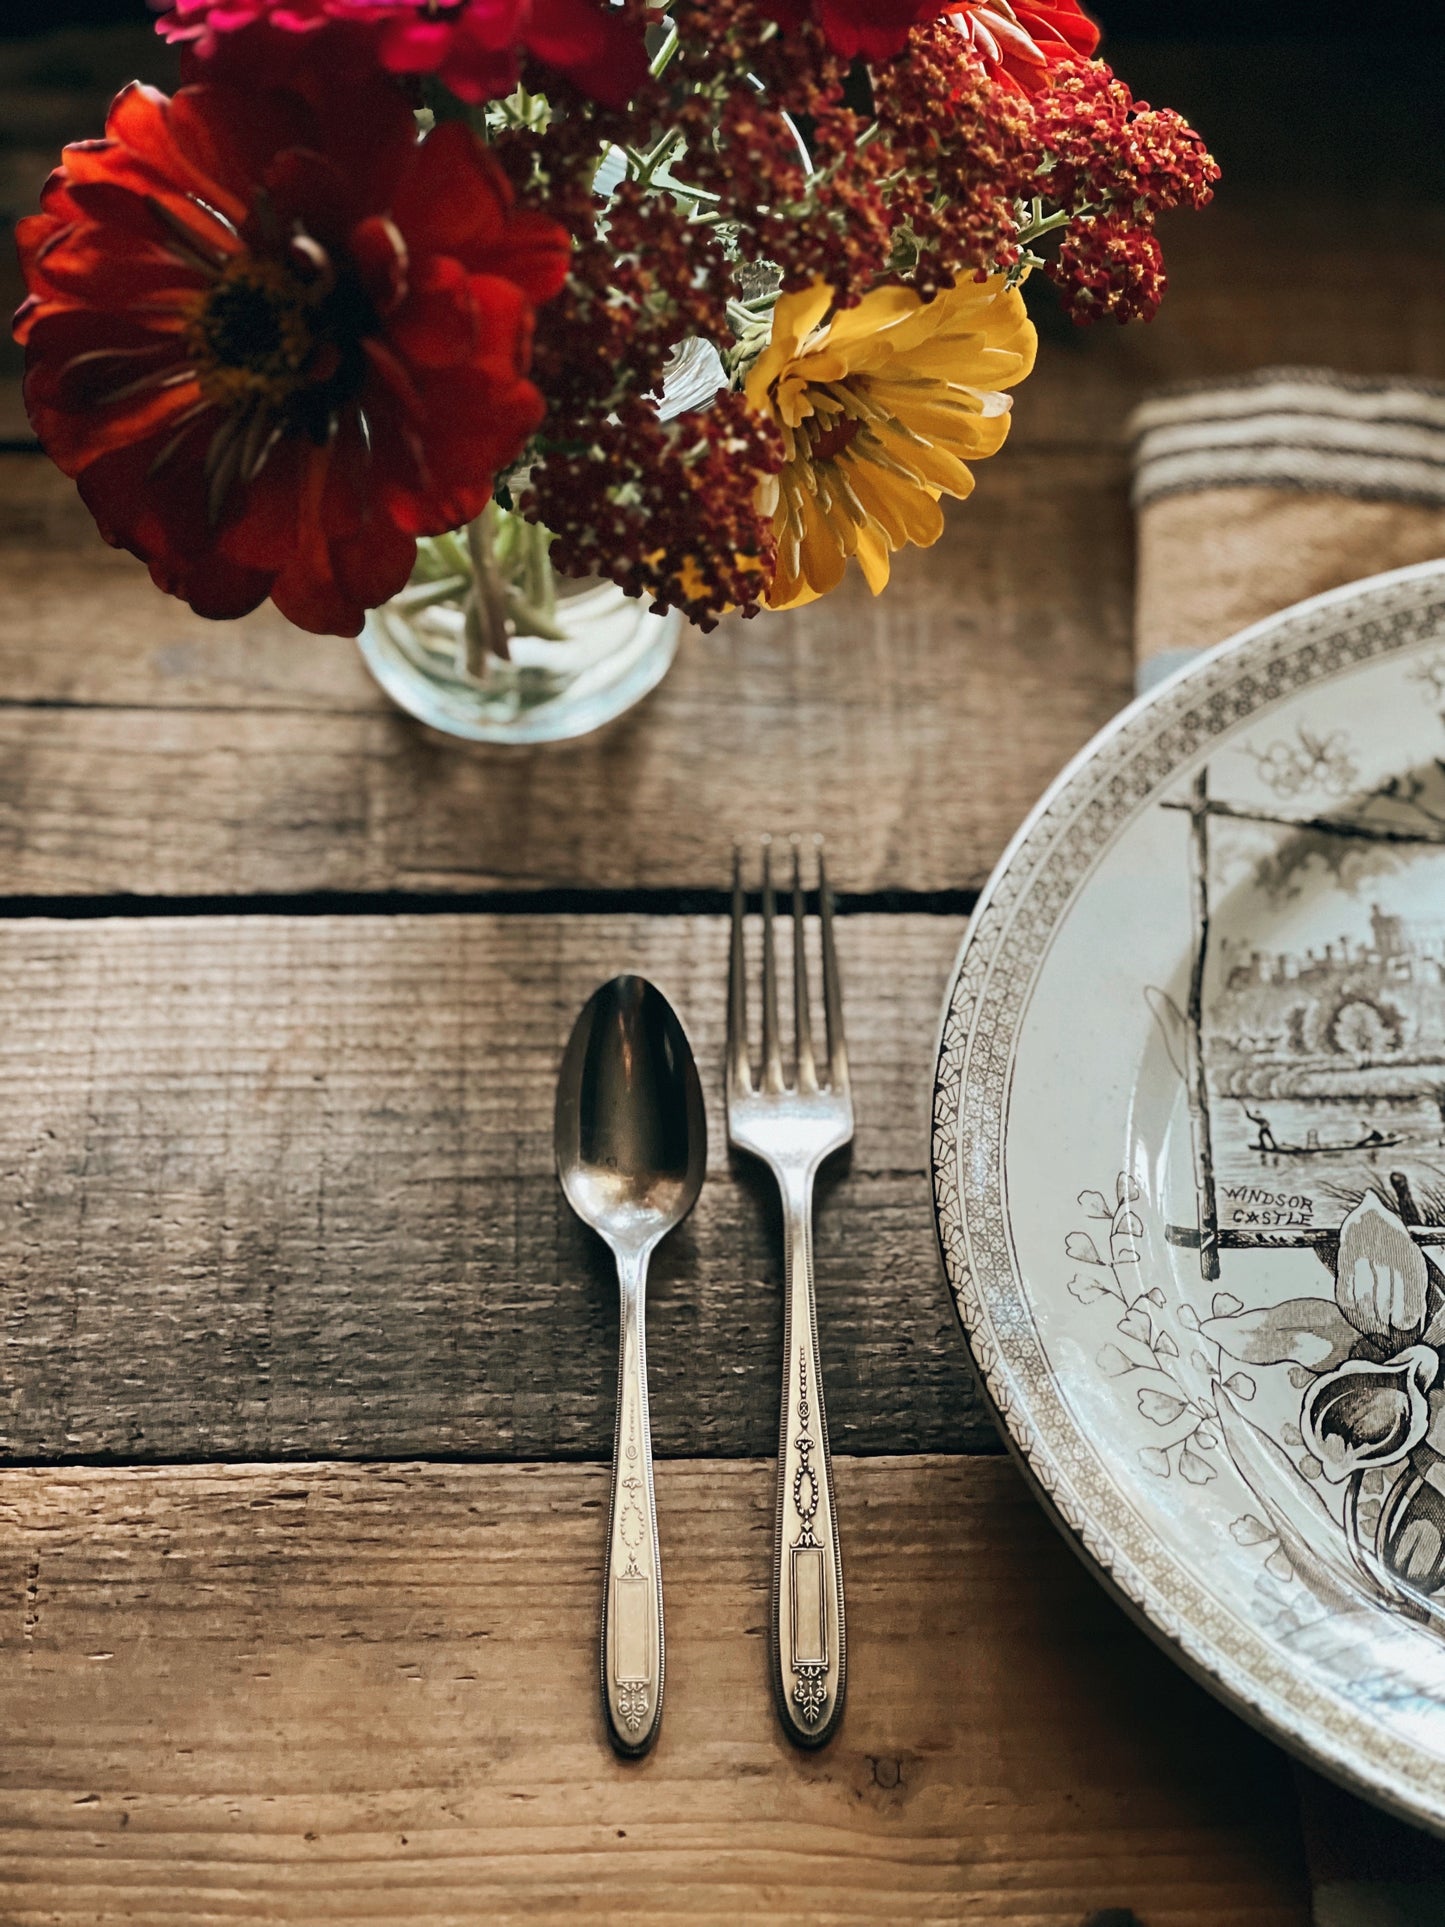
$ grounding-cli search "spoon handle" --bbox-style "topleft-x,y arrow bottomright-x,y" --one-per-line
772,1167 -> 846,1747
601,1249 -> 664,1756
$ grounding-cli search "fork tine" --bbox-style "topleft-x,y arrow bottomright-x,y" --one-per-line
728,842 -> 753,1096
817,837 -> 850,1093
791,837 -> 819,1093
760,836 -> 785,1094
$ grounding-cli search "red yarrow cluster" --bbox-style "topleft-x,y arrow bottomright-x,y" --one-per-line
1053,214 -> 1166,324
491,81 -> 782,624
526,395 -> 782,628
1032,57 -> 1220,216
1028,56 -> 1220,323
870,24 -> 1034,298
666,3 -> 896,306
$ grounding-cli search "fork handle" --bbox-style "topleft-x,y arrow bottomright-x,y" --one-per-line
772,1167 -> 846,1747
602,1250 -> 664,1757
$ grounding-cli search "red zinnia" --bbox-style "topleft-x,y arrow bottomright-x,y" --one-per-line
946,2 -> 1098,93
13,74 -> 569,634
767,0 -> 1097,84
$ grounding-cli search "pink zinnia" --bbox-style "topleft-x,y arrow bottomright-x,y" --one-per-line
154,0 -> 651,109
156,0 -> 335,59
368,0 -> 648,107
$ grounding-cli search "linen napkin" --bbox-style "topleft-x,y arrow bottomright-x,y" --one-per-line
1131,368 -> 1445,691
1128,366 -> 1445,1927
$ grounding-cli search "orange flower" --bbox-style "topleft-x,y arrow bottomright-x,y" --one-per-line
746,274 -> 1036,609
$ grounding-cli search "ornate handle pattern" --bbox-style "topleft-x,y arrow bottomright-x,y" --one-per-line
601,1251 -> 664,1756
772,1171 -> 846,1746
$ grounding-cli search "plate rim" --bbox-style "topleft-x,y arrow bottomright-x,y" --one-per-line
930,556 -> 1445,1835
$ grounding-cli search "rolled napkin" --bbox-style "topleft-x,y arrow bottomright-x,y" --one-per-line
1128,367 -> 1445,1927
1130,368 -> 1445,691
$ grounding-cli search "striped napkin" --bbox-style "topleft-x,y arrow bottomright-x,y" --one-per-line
1128,368 -> 1445,1927
1130,368 -> 1445,691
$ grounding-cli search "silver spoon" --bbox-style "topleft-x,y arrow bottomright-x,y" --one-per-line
555,975 -> 706,1757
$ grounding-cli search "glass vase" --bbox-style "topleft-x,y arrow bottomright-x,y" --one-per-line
358,503 -> 682,744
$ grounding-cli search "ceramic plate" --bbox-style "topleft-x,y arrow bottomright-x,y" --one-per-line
931,559 -> 1445,1829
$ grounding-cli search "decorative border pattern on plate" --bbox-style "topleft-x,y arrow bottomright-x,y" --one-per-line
931,561 -> 1445,1831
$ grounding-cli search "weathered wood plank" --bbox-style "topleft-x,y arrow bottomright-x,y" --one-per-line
7,197 -> 1442,459
0,912 -> 990,1463
4,192 -> 1440,899
0,449 -> 1133,898
0,1454 -> 1310,1926
5,25 -> 1443,454
1018,195 -> 1445,455
7,199 -> 1442,460
3,48 -> 1439,901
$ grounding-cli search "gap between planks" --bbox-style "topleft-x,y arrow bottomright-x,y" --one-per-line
0,911 -> 990,1464
0,448 -> 1135,900
0,887 -> 981,921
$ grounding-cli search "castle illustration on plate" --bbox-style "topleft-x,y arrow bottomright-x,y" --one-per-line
1074,730 -> 1445,1662
1216,902 -> 1445,1076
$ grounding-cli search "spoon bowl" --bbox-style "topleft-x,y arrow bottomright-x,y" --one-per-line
556,975 -> 705,1251
555,974 -> 705,1756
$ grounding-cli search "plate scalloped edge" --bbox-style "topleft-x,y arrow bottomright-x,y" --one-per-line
931,557 -> 1445,1836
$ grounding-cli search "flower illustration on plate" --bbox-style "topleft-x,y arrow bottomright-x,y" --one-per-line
1246,725 -> 1359,800
1300,1346 -> 1436,1483
1207,1192 -> 1445,1609
1408,652 -> 1445,719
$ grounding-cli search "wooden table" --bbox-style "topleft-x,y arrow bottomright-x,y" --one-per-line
1,24 -> 1442,1925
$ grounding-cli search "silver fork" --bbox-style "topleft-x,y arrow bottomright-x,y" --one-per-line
727,834 -> 851,1747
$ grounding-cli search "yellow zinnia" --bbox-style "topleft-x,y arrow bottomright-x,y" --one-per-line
745,274 -> 1036,611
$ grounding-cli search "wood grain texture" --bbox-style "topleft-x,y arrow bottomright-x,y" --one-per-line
2,196 -> 1441,899
0,1454 -> 1309,1926
1018,194 -> 1445,454
3,34 -> 1441,903
5,28 -> 1444,451
0,449 -> 1133,898
0,912 -> 987,1464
